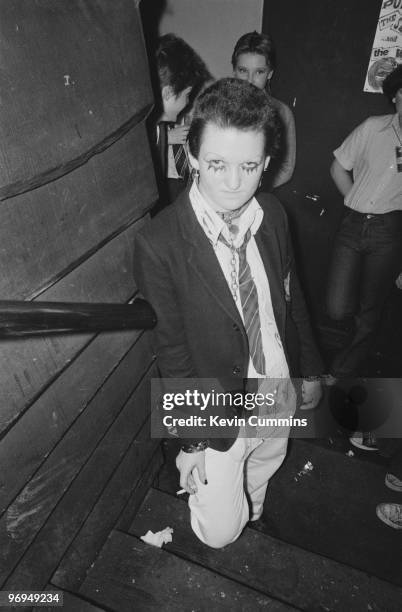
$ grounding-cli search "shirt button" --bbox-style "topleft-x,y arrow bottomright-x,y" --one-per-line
232,366 -> 241,375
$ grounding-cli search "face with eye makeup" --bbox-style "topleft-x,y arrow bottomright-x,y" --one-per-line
189,122 -> 270,213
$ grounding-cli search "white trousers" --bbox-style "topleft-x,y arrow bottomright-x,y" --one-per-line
188,434 -> 289,549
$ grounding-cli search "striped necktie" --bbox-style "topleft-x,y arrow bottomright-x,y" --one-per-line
173,144 -> 190,183
219,229 -> 266,375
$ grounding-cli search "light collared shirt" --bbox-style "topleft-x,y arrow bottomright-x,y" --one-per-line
334,113 -> 402,213
156,124 -> 180,179
189,181 -> 289,379
167,145 -> 180,179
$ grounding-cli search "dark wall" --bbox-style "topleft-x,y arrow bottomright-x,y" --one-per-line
262,0 -> 391,316
0,0 -> 161,591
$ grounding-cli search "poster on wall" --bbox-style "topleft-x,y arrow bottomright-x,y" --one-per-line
364,0 -> 402,93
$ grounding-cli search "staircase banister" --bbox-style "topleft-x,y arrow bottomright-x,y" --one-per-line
0,298 -> 156,337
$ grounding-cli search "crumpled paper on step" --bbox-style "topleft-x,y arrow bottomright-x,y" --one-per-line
140,526 -> 173,547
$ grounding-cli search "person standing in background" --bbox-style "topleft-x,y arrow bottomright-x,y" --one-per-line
326,65 -> 402,382
325,65 -> 402,450
151,34 -> 212,212
232,31 -> 296,190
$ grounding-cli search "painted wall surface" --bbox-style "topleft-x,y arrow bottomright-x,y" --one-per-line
262,0 -> 392,318
159,0 -> 264,78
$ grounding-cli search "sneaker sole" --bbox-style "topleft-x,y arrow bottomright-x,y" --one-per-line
376,505 -> 402,530
349,437 -> 378,451
385,476 -> 402,492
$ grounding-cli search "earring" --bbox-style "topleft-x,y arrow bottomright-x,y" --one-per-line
191,168 -> 200,181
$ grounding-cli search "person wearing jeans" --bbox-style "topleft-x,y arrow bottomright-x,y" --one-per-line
326,65 -> 402,381
326,209 -> 401,378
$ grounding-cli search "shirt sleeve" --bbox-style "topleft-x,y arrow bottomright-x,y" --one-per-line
334,118 -> 368,171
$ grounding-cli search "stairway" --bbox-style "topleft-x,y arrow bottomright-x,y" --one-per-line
49,438 -> 402,612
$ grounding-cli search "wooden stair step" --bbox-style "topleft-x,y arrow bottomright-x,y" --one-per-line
256,439 -> 402,586
79,529 -> 295,612
129,487 -> 402,612
157,437 -> 402,587
42,586 -> 108,612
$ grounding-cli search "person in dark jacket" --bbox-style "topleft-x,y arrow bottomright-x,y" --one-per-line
151,34 -> 212,212
134,79 -> 323,548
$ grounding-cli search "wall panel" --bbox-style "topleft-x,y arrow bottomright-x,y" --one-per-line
0,0 -> 159,590
0,0 -> 152,193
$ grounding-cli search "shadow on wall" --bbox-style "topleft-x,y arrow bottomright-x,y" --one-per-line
139,0 -> 167,53
139,0 -> 167,123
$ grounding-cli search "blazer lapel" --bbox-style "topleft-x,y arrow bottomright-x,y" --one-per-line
176,194 -> 243,327
174,192 -> 286,334
254,221 -> 286,337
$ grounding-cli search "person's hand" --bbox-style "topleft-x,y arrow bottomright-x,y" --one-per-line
300,379 -> 323,410
176,449 -> 207,494
395,272 -> 402,290
168,125 -> 190,145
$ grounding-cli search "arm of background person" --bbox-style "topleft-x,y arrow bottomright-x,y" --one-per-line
330,157 -> 353,197
272,103 -> 296,188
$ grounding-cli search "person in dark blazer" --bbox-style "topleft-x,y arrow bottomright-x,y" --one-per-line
134,78 -> 323,548
150,34 -> 212,213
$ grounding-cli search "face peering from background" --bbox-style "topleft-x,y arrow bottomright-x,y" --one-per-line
231,31 -> 276,92
233,52 -> 273,90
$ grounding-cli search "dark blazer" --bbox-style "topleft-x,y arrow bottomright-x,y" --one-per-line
133,190 -> 323,450
150,122 -> 186,212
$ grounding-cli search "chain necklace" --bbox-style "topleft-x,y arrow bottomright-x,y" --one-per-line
224,217 -> 240,300
216,201 -> 250,224
216,205 -> 250,301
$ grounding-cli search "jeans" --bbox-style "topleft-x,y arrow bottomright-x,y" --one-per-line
326,208 -> 402,377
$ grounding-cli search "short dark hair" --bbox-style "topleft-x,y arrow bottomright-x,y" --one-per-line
188,78 -> 280,158
231,31 -> 276,72
382,63 -> 402,103
156,34 -> 212,97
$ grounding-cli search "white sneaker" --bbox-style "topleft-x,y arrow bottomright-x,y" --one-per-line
376,503 -> 402,529
385,473 -> 402,492
349,432 -> 378,451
